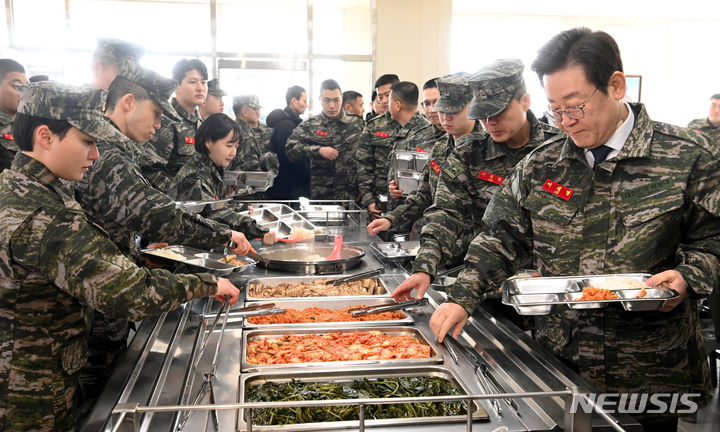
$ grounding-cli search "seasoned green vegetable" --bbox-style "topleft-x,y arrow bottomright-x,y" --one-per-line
245,376 -> 468,425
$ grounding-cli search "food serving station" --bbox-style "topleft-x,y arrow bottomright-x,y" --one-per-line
81,201 -> 643,432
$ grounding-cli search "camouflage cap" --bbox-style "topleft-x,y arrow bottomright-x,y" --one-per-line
207,79 -> 227,98
433,74 -> 473,114
467,59 -> 525,120
119,66 -> 180,121
16,82 -> 120,141
233,95 -> 261,110
93,38 -> 144,76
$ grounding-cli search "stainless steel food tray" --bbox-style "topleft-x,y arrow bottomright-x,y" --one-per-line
239,204 -> 325,239
502,273 -> 679,315
238,365 -> 488,431
245,274 -> 392,301
370,240 -> 420,262
224,170 -> 275,192
139,245 -> 255,275
174,199 -> 230,213
395,170 -> 423,196
256,243 -> 365,274
239,297 -> 415,328
241,326 -> 441,372
298,203 -> 347,224
392,150 -> 431,172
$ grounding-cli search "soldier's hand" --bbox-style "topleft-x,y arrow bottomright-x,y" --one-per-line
367,203 -> 383,219
429,302 -> 468,342
214,278 -> 240,305
391,272 -> 432,301
319,146 -> 339,160
263,231 -> 278,245
388,180 -> 403,199
646,270 -> 687,312
229,231 -> 256,256
367,218 -> 391,235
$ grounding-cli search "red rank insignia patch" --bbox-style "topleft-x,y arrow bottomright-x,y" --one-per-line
2,133 -> 13,140
477,170 -> 504,185
414,147 -> 426,153
184,136 -> 195,144
315,130 -> 328,137
375,131 -> 389,138
542,179 -> 574,201
429,160 -> 440,174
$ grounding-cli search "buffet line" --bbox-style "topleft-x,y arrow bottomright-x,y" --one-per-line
82,201 -> 643,432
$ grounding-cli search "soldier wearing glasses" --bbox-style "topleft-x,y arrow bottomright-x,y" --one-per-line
423,28 -> 719,430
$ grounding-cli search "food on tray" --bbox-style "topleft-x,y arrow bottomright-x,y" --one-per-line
219,254 -> 250,266
596,277 -> 647,291
575,287 -> 619,301
246,306 -> 404,324
245,376 -> 467,425
150,248 -> 187,261
301,254 -> 325,261
246,331 -> 431,365
248,278 -> 383,298
289,227 -> 315,241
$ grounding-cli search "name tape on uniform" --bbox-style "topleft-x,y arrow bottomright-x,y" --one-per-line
315,130 -> 328,137
184,136 -> 195,144
375,131 -> 389,138
478,170 -> 504,185
542,179 -> 574,201
2,133 -> 13,140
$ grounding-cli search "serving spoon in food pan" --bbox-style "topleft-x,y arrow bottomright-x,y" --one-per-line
348,297 -> 429,317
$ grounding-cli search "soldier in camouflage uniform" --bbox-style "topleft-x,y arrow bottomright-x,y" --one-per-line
371,78 -> 447,234
357,74 -> 400,218
198,78 -> 227,121
427,28 -> 720,428
230,95 -> 279,174
140,59 -> 208,192
73,67 -> 255,413
394,63 -> 565,301
90,38 -> 144,90
0,82 -> 240,432
167,113 -> 277,244
286,79 -> 364,200
0,59 -> 28,172
687,93 -> 720,144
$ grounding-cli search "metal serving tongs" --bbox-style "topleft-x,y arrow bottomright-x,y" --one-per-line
233,302 -> 286,318
177,296 -> 232,431
327,267 -> 384,286
444,336 -> 522,420
348,297 -> 428,317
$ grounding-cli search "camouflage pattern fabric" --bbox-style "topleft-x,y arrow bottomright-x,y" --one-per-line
286,109 -> 364,200
687,117 -> 720,144
139,98 -> 200,192
383,125 -> 448,232
94,38 -> 143,76
447,103 -> 718,417
356,112 -> 399,207
74,120 -> 233,256
467,59 -> 524,120
412,111 -> 563,279
229,120 -> 278,175
167,152 -> 269,239
0,153 -> 217,432
0,111 -> 17,173
384,113 -> 434,211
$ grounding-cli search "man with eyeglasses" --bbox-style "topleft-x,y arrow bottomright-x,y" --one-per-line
286,79 -> 364,200
688,93 -> 720,144
357,74 -> 405,219
367,78 -> 447,236
139,58 -> 208,192
393,61 -> 564,306
423,28 -> 720,431
229,95 -> 279,184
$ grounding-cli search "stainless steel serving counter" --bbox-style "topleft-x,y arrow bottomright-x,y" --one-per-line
82,201 -> 642,432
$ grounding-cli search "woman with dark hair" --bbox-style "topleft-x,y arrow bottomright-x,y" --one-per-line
168,113 -> 276,244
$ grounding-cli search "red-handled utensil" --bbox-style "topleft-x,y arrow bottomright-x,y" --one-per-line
325,235 -> 343,260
